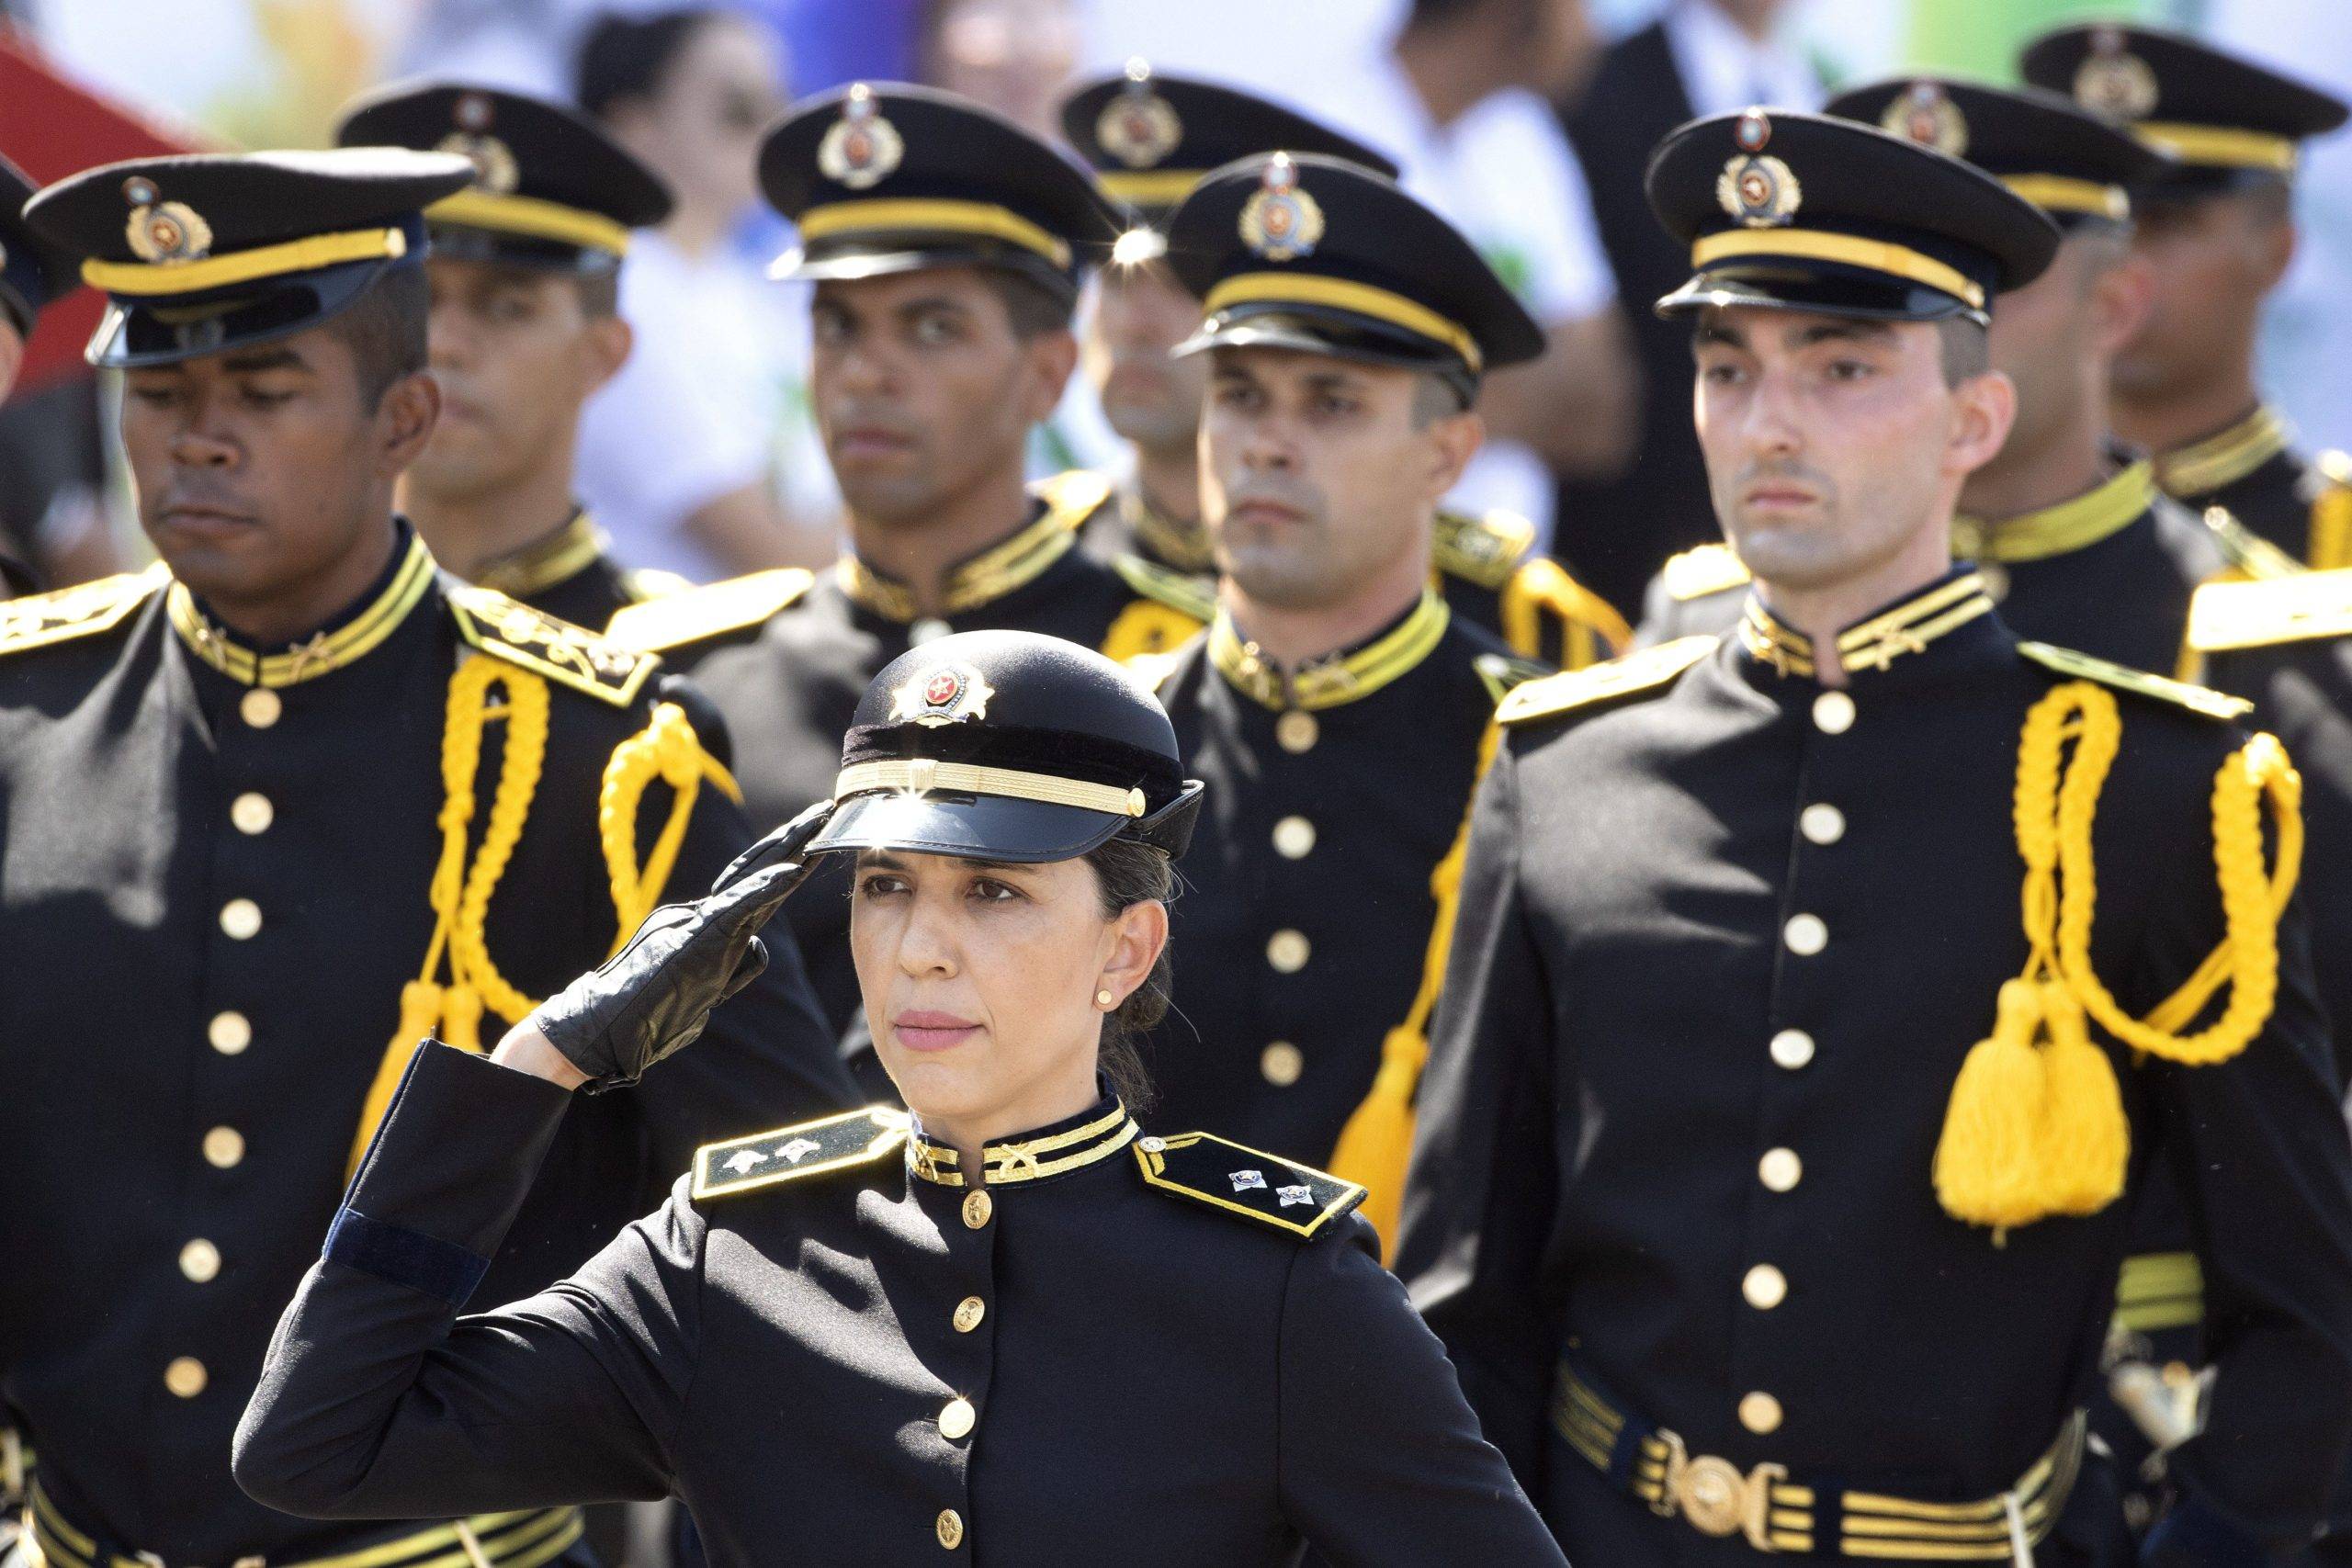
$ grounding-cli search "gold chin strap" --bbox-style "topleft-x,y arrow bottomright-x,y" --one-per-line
833,758 -> 1147,818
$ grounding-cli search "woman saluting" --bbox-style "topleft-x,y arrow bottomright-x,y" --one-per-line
233,630 -> 1564,1566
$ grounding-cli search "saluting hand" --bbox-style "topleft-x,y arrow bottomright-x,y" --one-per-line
498,800 -> 836,1092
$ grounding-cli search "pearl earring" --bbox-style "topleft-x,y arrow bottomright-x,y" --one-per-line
1096,989 -> 1115,1009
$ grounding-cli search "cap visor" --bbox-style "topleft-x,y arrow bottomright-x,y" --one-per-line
1655,269 -> 1978,324
807,788 -> 1127,864
88,254 -> 404,369
769,240 -> 1076,299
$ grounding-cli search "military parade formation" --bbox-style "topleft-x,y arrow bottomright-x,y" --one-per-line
3,16 -> 2352,1568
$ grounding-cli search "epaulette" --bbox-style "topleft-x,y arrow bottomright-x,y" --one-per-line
1124,649 -> 1183,694
0,563 -> 166,659
1133,1132 -> 1363,1240
605,568 -> 813,653
691,1106 -> 911,1201
616,567 -> 695,608
447,584 -> 659,706
1661,542 -> 1752,602
2194,502 -> 2304,581
1473,649 -> 1550,706
1035,468 -> 1116,532
1497,636 -> 1716,727
2017,641 -> 2251,721
1110,550 -> 1216,620
2188,569 -> 2352,655
1433,508 -> 1536,590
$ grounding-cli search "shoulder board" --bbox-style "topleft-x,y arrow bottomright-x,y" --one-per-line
2017,640 -> 2251,720
1497,636 -> 1716,727
2188,569 -> 2352,654
605,568 -> 813,653
2194,502 -> 2304,582
1433,508 -> 1536,590
1110,550 -> 1216,619
1661,543 -> 1752,602
1124,649 -> 1183,694
0,563 -> 166,659
692,1106 -> 911,1201
447,584 -> 659,706
616,567 -> 695,609
1473,649 -> 1551,706
1132,1132 -> 1363,1240
1035,468 -> 1116,532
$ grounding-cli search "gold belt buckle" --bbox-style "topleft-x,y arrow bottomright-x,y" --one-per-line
1659,1429 -> 1788,1551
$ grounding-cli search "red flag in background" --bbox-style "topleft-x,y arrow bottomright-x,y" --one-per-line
0,26 -> 209,395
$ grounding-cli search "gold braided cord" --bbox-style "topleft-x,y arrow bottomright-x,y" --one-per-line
2311,476 -> 2352,571
599,702 -> 732,954
1498,556 -> 1632,670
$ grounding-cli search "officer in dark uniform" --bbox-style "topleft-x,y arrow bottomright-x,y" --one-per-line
2022,25 -> 2352,569
333,83 -> 684,630
1056,62 -> 1630,670
1639,77 -> 2270,680
0,150 -> 854,1568
232,629 -> 1568,1567
0,152 -> 82,599
608,85 -> 1209,1037
1397,109 -> 2352,1565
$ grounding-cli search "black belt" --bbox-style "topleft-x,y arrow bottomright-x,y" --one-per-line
23,1483 -> 582,1568
1553,1357 -> 2086,1560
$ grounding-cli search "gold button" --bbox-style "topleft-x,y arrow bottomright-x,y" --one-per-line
164,1357 -> 208,1398
1266,929 -> 1310,973
1261,1042 -> 1304,1087
1812,690 -> 1855,734
1137,1135 -> 1165,1154
953,1296 -> 986,1334
220,898 -> 262,941
180,1238 -> 221,1283
1782,914 -> 1826,956
938,1396 -> 977,1440
239,688 -> 282,728
1739,1391 -> 1784,1434
961,1190 -> 992,1229
1758,1147 -> 1802,1192
1272,816 -> 1316,859
1770,1029 -> 1815,1069
1798,803 -> 1844,845
1275,710 -> 1317,753
910,617 -> 952,646
202,1125 -> 245,1168
230,792 -> 275,834
935,1510 -> 965,1550
209,1011 -> 253,1055
1743,1263 -> 1788,1310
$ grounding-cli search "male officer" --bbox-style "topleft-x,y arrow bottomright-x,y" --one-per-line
1137,152 -> 1548,1242
1642,78 -> 2261,679
1398,110 -> 2352,1564
610,85 -> 1208,1035
1057,62 -> 1628,669
2024,25 -> 2352,568
334,83 -> 683,629
0,152 -> 82,597
0,149 -> 853,1568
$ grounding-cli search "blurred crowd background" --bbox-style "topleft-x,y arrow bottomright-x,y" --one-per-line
0,0 -> 2343,613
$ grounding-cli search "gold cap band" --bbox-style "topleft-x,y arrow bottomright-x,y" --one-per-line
1690,228 -> 1986,310
2135,122 -> 2299,173
1201,272 -> 1484,372
84,225 -> 408,298
834,759 -> 1146,818
426,187 -> 631,255
2001,174 -> 2130,220
797,198 -> 1073,270
1098,169 -> 1204,208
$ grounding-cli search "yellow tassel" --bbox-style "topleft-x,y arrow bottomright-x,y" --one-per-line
1329,1026 -> 1427,1248
1934,978 -> 2055,1233
2033,981 -> 2130,1216
441,984 -> 486,1055
345,980 -> 446,1179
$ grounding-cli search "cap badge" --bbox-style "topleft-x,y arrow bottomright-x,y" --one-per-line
1717,152 -> 1801,229
1883,82 -> 1967,157
1099,62 -> 1182,168
1239,153 -> 1324,263
891,662 -> 996,726
436,130 -> 519,194
820,84 -> 904,190
2074,28 -> 2159,122
123,180 -> 214,265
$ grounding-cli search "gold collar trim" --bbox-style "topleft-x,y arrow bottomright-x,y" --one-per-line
1210,589 -> 1450,712
1127,485 -> 1214,575
1952,463 -> 2155,564
837,507 -> 1077,623
168,535 -> 436,687
2157,406 -> 2292,499
1738,571 -> 1996,679
471,511 -> 605,600
908,1104 -> 1139,1188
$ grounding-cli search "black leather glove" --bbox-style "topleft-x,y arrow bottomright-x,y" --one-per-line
533,800 -> 834,1091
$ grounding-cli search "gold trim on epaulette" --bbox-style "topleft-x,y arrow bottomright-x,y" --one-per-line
2157,404 -> 2292,499
1109,550 -> 1216,621
2112,1250 -> 2204,1334
170,539 -> 435,686
2018,640 -> 2251,720
1432,508 -> 1535,590
605,568 -> 813,651
447,585 -> 659,707
2196,503 -> 2306,581
1132,1131 -> 1364,1239
0,562 -> 166,658
1035,468 -> 1115,533
1498,636 -> 1715,726
692,1106 -> 910,1200
1660,542 -> 1752,603
2188,568 -> 2352,653
616,567 -> 693,608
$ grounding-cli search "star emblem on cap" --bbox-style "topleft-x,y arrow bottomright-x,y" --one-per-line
1238,153 -> 1324,263
889,662 -> 996,727
1882,82 -> 1968,157
819,84 -> 905,190
2074,28 -> 2159,122
1098,61 -> 1183,168
1717,152 -> 1802,229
